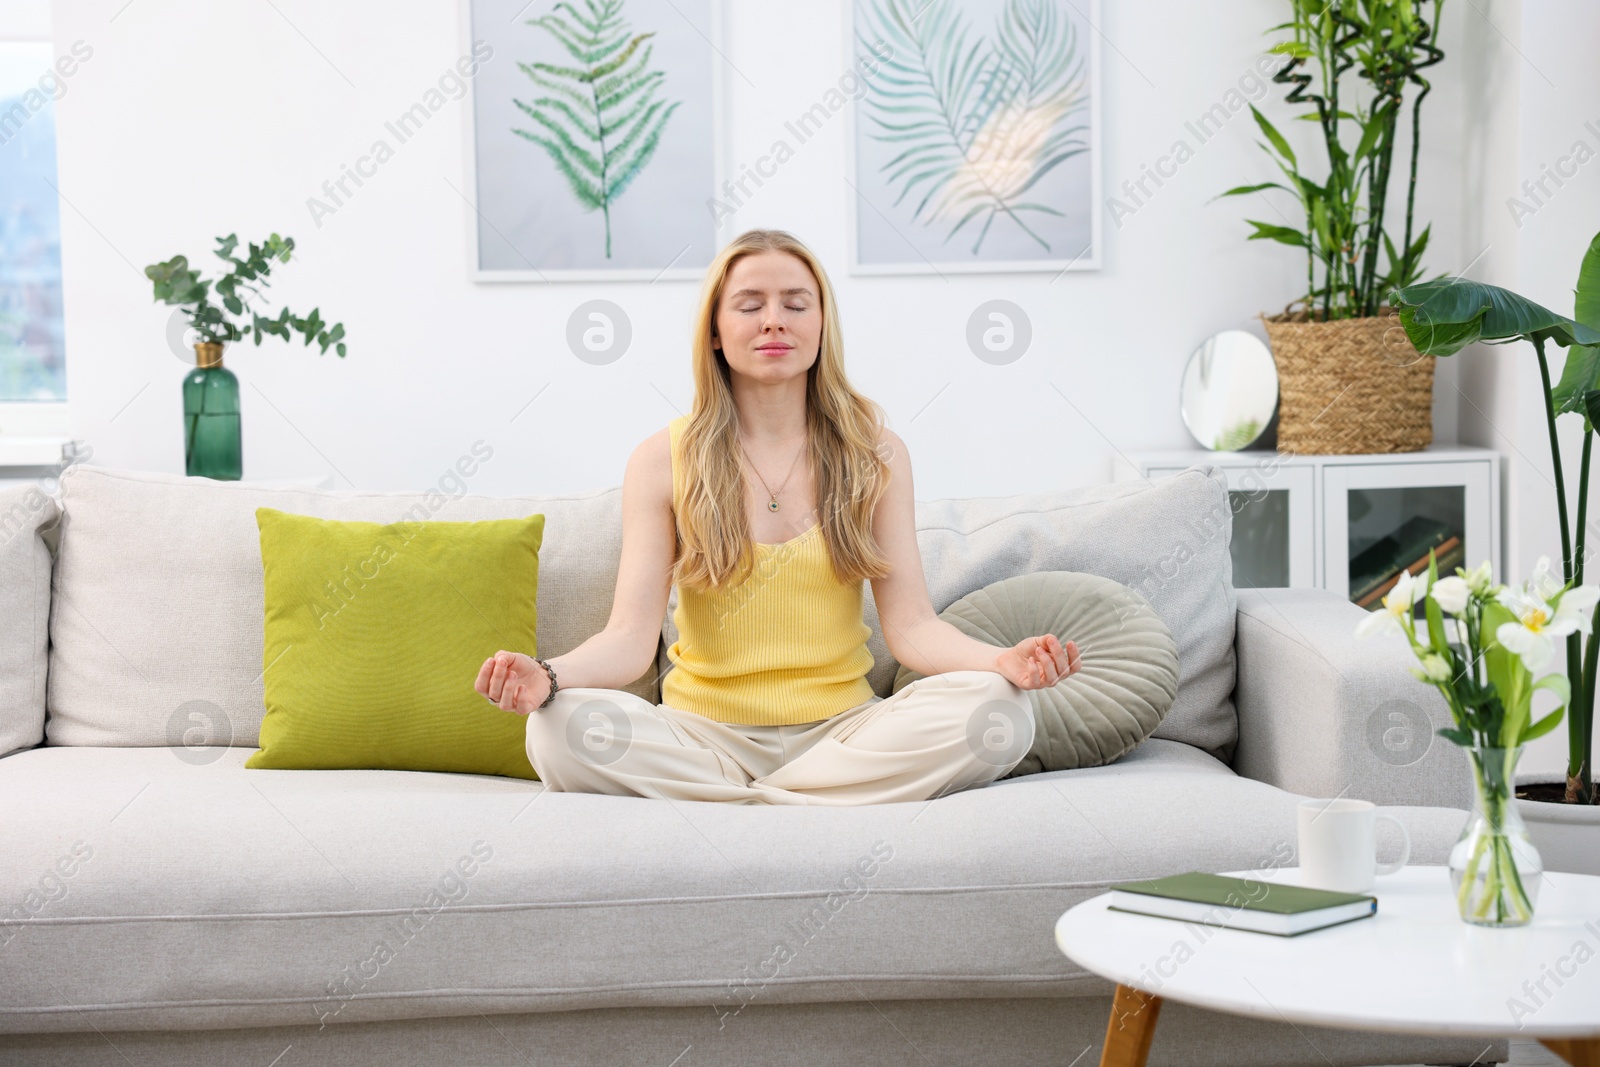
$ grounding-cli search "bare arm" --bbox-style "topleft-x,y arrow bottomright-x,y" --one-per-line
868,428 -> 1079,689
476,428 -> 675,712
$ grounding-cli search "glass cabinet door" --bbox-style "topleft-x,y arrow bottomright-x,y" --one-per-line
1149,462 -> 1315,589
1322,461 -> 1496,607
1230,488 -> 1292,588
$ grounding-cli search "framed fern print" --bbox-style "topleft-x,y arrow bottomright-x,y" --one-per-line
460,0 -> 725,280
846,0 -> 1101,274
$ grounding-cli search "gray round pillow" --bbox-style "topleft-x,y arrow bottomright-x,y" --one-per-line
892,571 -> 1180,776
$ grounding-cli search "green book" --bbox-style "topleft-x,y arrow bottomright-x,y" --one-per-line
1106,871 -> 1378,937
1349,515 -> 1453,604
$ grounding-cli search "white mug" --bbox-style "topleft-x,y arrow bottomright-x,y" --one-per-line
1296,798 -> 1411,893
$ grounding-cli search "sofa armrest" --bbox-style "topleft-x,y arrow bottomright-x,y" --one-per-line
1232,588 -> 1470,810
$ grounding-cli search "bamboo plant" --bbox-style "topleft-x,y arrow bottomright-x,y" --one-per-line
1220,0 -> 1447,320
1391,231 -> 1600,804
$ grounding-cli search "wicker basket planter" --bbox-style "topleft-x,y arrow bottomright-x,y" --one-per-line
1261,307 -> 1435,455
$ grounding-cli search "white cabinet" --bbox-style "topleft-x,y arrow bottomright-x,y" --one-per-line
1116,447 -> 1500,606
1322,458 -> 1496,603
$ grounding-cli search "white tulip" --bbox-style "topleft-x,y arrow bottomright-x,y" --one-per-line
1411,653 -> 1452,683
1430,575 -> 1470,615
1462,559 -> 1495,597
1555,584 -> 1600,632
1528,556 -> 1564,602
1356,568 -> 1429,639
1494,583 -> 1597,673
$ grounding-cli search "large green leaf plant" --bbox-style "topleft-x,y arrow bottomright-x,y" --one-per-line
1391,231 -> 1600,804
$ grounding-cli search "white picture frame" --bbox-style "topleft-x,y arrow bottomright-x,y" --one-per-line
842,0 -> 1103,276
457,0 -> 730,283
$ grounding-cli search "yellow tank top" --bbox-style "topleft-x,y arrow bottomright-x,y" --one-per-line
662,415 -> 877,726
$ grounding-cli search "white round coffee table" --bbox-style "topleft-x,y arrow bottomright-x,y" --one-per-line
1055,865 -> 1600,1067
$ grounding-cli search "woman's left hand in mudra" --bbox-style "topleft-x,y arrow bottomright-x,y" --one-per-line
996,634 -> 1080,690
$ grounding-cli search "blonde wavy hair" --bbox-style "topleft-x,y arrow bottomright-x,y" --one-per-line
672,229 -> 894,593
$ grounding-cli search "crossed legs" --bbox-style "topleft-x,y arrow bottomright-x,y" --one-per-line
524,669 -> 1034,806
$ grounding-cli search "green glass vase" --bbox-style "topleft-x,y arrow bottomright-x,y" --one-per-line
183,343 -> 241,480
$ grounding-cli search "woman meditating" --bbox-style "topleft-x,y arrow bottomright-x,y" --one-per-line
474,228 -> 1080,805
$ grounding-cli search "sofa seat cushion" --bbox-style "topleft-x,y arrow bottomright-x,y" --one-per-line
0,740 -> 1468,1034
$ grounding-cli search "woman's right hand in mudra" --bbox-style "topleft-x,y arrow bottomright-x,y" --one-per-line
474,650 -> 548,715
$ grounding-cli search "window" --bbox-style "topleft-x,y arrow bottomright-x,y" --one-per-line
0,32 -> 68,436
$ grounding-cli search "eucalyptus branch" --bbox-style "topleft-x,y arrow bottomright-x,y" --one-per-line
144,232 -> 348,357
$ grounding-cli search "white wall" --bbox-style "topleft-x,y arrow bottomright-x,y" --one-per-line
1,0 -> 49,40
1458,0 -> 1600,779
47,0 -> 1468,501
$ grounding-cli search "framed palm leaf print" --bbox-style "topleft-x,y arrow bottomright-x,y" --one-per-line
461,0 -> 725,280
846,0 -> 1101,274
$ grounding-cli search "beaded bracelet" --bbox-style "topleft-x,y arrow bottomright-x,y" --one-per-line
533,656 -> 559,708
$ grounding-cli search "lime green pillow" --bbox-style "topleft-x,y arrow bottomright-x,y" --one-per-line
246,506 -> 544,779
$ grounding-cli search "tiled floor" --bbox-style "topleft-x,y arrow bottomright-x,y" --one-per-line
1377,1038 -> 1566,1066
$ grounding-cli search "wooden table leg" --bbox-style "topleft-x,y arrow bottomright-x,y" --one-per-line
1542,1038 -> 1600,1067
1099,983 -> 1163,1067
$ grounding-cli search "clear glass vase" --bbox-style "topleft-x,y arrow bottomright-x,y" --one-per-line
1448,745 -> 1542,927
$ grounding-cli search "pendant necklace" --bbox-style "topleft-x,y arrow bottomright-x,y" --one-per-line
739,431 -> 805,512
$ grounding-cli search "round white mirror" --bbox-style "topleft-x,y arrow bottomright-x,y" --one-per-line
1180,330 -> 1279,451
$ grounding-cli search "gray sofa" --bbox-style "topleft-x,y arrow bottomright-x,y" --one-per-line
0,462 -> 1503,1066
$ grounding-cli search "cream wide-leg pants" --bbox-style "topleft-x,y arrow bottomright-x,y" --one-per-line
523,669 -> 1034,806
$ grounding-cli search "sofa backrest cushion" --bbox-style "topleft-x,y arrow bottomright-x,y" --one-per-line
46,465 -> 653,749
660,467 -> 1238,761
0,484 -> 58,758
